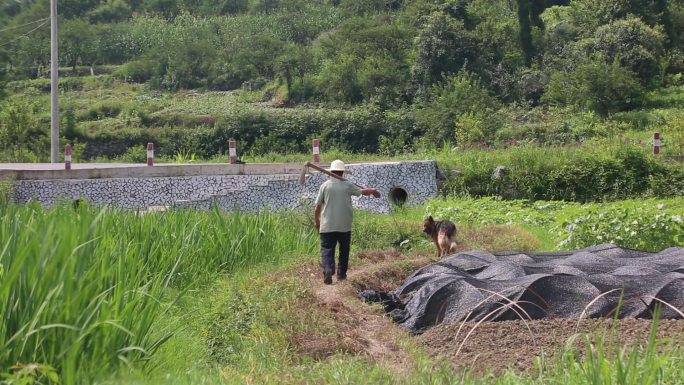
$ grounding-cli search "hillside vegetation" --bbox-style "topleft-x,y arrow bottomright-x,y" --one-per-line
1,0 -> 684,164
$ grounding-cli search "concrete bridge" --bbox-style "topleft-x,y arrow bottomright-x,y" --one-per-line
0,161 -> 438,213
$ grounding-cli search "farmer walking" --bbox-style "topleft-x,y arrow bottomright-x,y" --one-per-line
314,160 -> 381,284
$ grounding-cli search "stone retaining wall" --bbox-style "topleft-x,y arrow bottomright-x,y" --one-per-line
9,161 -> 438,214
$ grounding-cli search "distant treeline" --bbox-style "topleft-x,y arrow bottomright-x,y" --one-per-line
1,0 -> 683,146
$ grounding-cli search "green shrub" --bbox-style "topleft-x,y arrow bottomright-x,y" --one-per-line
0,96 -> 48,161
609,110 -> 658,131
80,101 -> 124,120
159,125 -> 215,158
538,146 -> 659,202
0,148 -> 41,163
210,104 -> 413,156
113,60 -> 158,83
441,144 -> 683,202
61,104 -> 83,140
116,144 -> 147,163
658,111 -> 684,156
591,17 -> 665,86
59,77 -> 86,92
455,109 -> 504,145
81,74 -> 116,91
81,127 -> 156,159
495,108 -> 602,145
414,71 -> 501,146
144,111 -> 217,128
9,78 -> 52,93
543,59 -> 645,115
543,155 -> 625,201
650,165 -> 684,196
286,78 -> 317,102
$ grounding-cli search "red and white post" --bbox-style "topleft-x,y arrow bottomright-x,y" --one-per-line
147,142 -> 154,166
312,138 -> 320,163
229,139 -> 237,164
653,132 -> 661,156
64,144 -> 72,170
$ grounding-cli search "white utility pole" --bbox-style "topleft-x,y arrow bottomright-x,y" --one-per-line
50,0 -> 59,163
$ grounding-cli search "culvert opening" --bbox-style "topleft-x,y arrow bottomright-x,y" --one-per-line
388,187 -> 408,208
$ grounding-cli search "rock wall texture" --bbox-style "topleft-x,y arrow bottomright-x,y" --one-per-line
11,161 -> 437,213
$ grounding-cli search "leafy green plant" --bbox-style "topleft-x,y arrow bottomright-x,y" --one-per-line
173,150 -> 196,163
543,59 -> 645,115
0,363 -> 60,385
116,144 -> 148,163
414,71 -> 501,146
426,197 -> 684,251
590,17 -> 665,85
80,100 -> 124,120
113,60 -> 158,83
558,201 -> 684,251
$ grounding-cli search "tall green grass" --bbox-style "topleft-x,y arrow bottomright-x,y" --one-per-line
0,204 -> 317,384
540,317 -> 682,385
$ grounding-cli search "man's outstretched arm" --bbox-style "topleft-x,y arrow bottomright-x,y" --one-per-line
361,188 -> 381,198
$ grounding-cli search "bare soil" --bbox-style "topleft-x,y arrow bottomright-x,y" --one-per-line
291,244 -> 684,376
417,318 -> 684,374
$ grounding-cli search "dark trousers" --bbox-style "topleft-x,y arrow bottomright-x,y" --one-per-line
320,231 -> 352,278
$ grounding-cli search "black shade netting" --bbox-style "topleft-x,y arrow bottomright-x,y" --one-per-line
360,244 -> 684,333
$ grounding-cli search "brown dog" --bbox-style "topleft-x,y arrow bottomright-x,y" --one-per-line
423,216 -> 457,257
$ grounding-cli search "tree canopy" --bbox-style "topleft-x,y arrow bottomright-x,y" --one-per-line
1,0 -> 683,147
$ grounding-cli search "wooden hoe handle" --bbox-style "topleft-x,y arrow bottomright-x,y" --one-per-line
301,161 -> 366,189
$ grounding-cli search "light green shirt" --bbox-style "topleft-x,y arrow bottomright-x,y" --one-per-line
316,178 -> 362,233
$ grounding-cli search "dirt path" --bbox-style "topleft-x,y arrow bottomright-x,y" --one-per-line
302,249 -> 420,375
